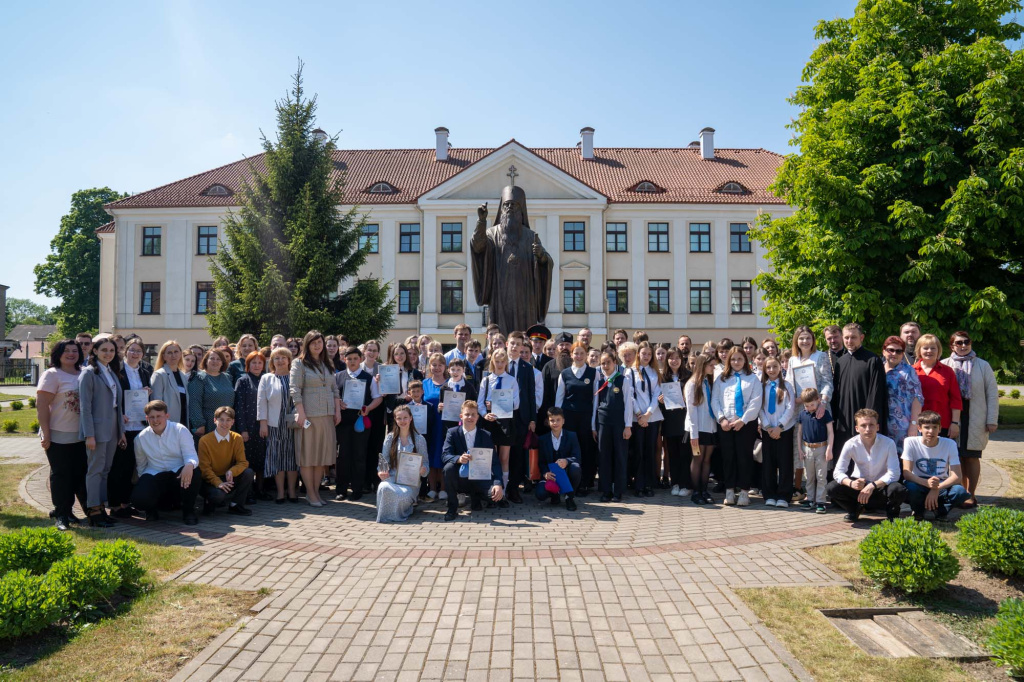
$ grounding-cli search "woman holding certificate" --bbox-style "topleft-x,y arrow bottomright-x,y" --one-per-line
479,348 -> 520,491
659,349 -> 692,497
787,326 -> 835,500
382,343 -> 423,427
110,338 -> 152,518
375,405 -> 429,523
711,348 -> 763,506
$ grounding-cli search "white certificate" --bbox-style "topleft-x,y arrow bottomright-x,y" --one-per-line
396,452 -> 423,487
791,364 -> 817,397
441,391 -> 466,422
490,388 -> 514,419
379,365 -> 401,395
468,447 -> 494,481
124,389 -> 149,424
410,403 -> 428,434
343,379 -> 365,411
661,381 -> 684,411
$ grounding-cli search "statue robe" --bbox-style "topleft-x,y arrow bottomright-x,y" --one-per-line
470,222 -> 552,335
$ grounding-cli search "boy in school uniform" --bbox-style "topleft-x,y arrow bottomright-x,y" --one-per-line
797,387 -> 834,514
441,401 -> 505,520
536,407 -> 581,511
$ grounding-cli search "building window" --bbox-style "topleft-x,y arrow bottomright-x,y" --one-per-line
633,181 -> 661,193
690,280 -> 712,314
719,181 -> 747,194
649,280 -> 670,314
606,222 -> 627,252
648,223 -> 669,252
141,227 -> 161,256
203,184 -> 232,197
140,282 -> 161,315
607,279 -> 628,313
367,182 -> 397,194
563,221 -> 585,252
196,281 -> 215,314
441,222 -> 463,253
730,223 -> 751,253
197,226 -> 217,255
731,280 -> 753,314
564,279 -> 585,313
689,223 -> 710,253
399,223 -> 420,253
398,280 -> 419,314
441,280 -> 463,314
360,224 -> 379,253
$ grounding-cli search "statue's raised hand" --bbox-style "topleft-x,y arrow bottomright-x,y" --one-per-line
532,233 -> 544,258
476,202 -> 488,224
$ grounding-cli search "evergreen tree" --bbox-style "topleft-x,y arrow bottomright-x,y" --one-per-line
209,63 -> 395,343
751,0 -> 1024,365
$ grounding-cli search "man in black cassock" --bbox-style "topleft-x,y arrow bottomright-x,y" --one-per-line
832,323 -> 889,479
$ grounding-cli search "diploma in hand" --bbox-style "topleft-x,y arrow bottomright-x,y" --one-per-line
410,403 -> 428,434
792,364 -> 817,397
396,452 -> 422,487
343,379 -> 366,411
125,389 -> 149,424
490,388 -> 514,419
441,391 -> 466,422
468,448 -> 493,480
661,381 -> 684,411
379,365 -> 400,395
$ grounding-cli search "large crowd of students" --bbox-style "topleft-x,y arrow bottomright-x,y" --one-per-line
34,320 -> 1000,529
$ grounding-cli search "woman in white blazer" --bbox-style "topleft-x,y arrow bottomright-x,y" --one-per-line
258,347 -> 299,502
150,341 -> 190,426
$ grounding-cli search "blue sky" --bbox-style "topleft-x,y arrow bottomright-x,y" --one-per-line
0,0 -> 857,306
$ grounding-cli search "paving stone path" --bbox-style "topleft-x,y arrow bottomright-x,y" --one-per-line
12,433 -> 1022,681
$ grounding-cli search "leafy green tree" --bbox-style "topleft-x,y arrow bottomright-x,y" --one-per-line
750,0 -> 1024,365
3,298 -> 54,335
209,63 -> 394,343
34,188 -> 126,337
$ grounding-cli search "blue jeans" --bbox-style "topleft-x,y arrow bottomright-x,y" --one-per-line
535,463 -> 581,501
905,481 -> 971,515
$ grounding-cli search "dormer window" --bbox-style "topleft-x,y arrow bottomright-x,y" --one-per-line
367,182 -> 398,195
631,181 -> 663,194
202,184 -> 232,197
718,181 -> 749,195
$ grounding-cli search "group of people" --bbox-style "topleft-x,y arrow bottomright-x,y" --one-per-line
34,319 -> 999,529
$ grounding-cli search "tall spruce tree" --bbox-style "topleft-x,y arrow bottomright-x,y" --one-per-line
209,63 -> 395,343
750,0 -> 1024,366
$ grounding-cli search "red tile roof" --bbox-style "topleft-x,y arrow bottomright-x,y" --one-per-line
106,141 -> 785,210
95,221 -> 115,234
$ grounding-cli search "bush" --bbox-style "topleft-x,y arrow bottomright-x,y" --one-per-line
1,420 -> 16,433
27,397 -> 36,408
957,507 -> 1024,577
30,420 -> 39,433
47,554 -> 120,612
0,527 -> 75,576
89,540 -> 144,590
1013,389 -> 1022,400
988,598 -> 1024,677
0,569 -> 67,639
10,401 -> 23,411
859,517 -> 960,593
999,389 -> 1006,398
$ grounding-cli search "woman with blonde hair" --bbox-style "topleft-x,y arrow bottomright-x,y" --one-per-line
913,334 -> 962,439
289,330 -> 341,507
228,334 -> 259,383
259,347 -> 299,503
151,340 -> 190,425
375,404 -> 429,523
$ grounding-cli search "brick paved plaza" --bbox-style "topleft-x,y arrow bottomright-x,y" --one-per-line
11,434 -> 1020,681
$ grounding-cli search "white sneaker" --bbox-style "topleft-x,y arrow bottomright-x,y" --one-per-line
724,489 -> 737,505
776,500 -> 789,508
749,488 -> 760,496
738,490 -> 750,506
438,491 -> 448,501
679,488 -> 692,498
765,499 -> 777,506
670,485 -> 680,496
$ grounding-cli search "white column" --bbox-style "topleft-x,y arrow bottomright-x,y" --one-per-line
713,219 -> 729,330
544,215 -> 560,316
117,222 -> 137,330
587,211 -> 605,330
421,212 -> 438,328
164,220 -> 187,329
672,219 -> 688,330
465,213 -> 480,313
380,217 -> 396,299
753,222 -> 770,329
629,218 -> 645,329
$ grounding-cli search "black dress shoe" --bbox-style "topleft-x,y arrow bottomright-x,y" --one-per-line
348,492 -> 363,502
228,505 -> 253,516
202,500 -> 216,516
612,496 -> 622,503
334,490 -> 348,500
444,510 -> 458,521
549,494 -> 561,506
844,511 -> 860,522
507,489 -> 523,504
111,506 -> 137,519
576,487 -> 590,498
276,497 -> 286,504
486,500 -> 497,509
599,493 -> 612,502
183,514 -> 199,525
644,488 -> 655,498
288,496 -> 299,504
471,498 -> 483,511
144,509 -> 161,521
67,513 -> 84,525
54,516 -> 70,531
497,499 -> 510,508
88,514 -> 114,528
245,493 -> 257,505
565,497 -> 577,512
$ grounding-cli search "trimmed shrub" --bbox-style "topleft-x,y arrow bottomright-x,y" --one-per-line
859,517 -> 960,593
30,420 -> 39,433
0,527 -> 75,576
1012,389 -> 1022,400
958,507 -> 1024,577
1,420 -> 16,433
988,598 -> 1024,677
0,569 -> 67,639
27,397 -> 36,409
90,540 -> 144,590
998,389 -> 1006,398
47,554 -> 120,612
10,401 -> 23,411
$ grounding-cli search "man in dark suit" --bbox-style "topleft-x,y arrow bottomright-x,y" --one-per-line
536,407 -> 582,511
527,324 -> 553,370
442,400 -> 505,520
505,332 -> 537,503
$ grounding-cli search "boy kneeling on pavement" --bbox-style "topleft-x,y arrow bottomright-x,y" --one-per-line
198,406 -> 254,516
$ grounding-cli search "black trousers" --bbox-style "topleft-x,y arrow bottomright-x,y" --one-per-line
719,420 -> 759,490
664,435 -> 692,489
131,467 -> 201,517
564,410 -> 597,488
442,461 -> 493,514
826,479 -> 907,517
336,422 -> 369,495
761,427 -> 795,501
597,422 -> 629,497
45,441 -> 88,517
107,430 -> 138,507
631,422 -> 661,491
201,468 -> 255,508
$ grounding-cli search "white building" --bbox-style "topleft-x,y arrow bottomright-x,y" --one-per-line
98,127 -> 793,347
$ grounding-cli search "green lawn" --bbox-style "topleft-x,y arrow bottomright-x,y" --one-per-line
998,397 -> 1024,426
0,407 -> 37,437
0,393 -> 30,402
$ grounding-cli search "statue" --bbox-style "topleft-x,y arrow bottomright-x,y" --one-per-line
470,176 -> 553,335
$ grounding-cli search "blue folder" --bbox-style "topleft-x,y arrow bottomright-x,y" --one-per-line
548,463 -> 574,493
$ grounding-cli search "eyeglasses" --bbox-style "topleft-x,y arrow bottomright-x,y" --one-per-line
884,347 -> 904,354
953,340 -> 971,346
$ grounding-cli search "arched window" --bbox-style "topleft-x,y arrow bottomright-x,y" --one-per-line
202,184 -> 232,197
719,181 -> 747,194
632,181 -> 662,193
367,182 -> 398,194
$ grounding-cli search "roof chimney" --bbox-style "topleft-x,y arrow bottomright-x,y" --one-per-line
435,127 -> 449,161
312,128 -> 328,143
699,127 -> 715,160
580,127 -> 595,160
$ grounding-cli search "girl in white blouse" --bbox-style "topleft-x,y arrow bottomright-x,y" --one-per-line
758,357 -> 797,508
711,348 -> 763,506
629,342 -> 663,497
684,354 -> 718,505
479,348 -> 520,489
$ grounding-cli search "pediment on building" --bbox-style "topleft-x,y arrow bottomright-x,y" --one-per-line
560,260 -> 590,271
437,260 -> 468,271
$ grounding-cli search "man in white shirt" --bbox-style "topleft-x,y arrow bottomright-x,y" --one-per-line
902,410 -> 971,520
131,400 -> 201,524
827,408 -> 907,522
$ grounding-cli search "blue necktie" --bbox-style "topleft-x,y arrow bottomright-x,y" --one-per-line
460,432 -> 470,477
704,379 -> 715,420
734,378 -> 744,417
768,381 -> 777,414
496,375 -> 503,390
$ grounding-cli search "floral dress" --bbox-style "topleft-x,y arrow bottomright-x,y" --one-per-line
886,361 -> 924,454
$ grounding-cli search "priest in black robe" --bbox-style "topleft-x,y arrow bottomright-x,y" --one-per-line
832,324 -> 889,471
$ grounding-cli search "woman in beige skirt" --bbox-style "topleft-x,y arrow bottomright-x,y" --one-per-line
289,330 -> 341,506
